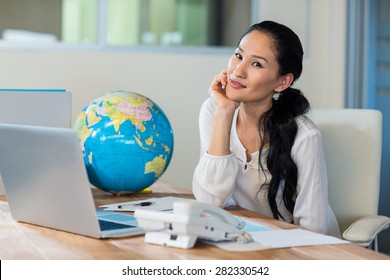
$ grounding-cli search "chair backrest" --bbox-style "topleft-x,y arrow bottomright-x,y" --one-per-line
308,109 -> 382,233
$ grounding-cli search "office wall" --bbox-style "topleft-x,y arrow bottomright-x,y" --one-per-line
0,0 -> 347,189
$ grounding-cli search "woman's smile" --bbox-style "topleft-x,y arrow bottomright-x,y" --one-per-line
229,78 -> 246,89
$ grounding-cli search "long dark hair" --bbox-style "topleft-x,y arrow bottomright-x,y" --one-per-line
241,21 -> 310,220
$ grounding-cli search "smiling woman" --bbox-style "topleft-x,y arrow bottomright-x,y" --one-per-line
192,20 -> 341,238
0,0 -> 253,48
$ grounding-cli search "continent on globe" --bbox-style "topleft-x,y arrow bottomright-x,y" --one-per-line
144,155 -> 166,177
74,90 -> 174,194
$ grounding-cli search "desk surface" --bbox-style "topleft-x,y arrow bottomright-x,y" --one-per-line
0,180 -> 389,260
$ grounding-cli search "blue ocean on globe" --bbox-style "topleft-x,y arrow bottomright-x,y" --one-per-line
74,90 -> 174,194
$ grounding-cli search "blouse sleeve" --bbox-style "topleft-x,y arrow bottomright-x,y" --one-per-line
291,120 -> 330,234
192,98 -> 239,207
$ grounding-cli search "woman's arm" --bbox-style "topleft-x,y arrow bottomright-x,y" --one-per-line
192,97 -> 239,207
207,71 -> 239,156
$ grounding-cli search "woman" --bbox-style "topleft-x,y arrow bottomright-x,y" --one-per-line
192,21 -> 340,237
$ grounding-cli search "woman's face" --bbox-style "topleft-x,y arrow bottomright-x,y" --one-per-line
226,30 -> 286,106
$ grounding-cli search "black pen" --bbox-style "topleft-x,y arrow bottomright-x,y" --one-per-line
117,201 -> 155,209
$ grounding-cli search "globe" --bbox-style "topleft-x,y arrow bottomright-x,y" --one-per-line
74,90 -> 174,194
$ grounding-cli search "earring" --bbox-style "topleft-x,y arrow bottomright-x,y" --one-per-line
273,92 -> 280,100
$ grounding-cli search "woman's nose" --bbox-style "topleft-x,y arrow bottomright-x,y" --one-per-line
233,62 -> 246,79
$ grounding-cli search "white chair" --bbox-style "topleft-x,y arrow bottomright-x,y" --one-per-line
308,108 -> 390,251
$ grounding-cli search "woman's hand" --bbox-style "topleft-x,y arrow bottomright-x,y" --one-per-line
206,71 -> 239,156
209,70 -> 239,113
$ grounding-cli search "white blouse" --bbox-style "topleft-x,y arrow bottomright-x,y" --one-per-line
192,98 -> 340,237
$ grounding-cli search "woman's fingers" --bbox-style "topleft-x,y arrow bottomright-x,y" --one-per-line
212,70 -> 228,91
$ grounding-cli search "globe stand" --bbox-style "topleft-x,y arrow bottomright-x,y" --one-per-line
108,187 -> 152,196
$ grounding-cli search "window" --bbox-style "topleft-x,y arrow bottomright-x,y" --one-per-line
0,0 -> 254,48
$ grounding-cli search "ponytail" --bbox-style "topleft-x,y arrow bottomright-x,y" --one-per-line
257,87 -> 310,220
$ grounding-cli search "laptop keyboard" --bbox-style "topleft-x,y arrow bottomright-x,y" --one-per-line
98,219 -> 136,231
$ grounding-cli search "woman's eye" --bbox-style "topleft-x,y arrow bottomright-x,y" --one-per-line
252,62 -> 262,68
234,53 -> 242,59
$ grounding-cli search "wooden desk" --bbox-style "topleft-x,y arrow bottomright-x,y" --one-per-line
0,180 -> 389,260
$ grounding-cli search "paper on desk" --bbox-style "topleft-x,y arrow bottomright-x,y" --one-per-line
99,196 -> 189,212
205,228 -> 349,252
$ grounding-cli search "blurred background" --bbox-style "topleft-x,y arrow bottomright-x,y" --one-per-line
0,0 -> 389,254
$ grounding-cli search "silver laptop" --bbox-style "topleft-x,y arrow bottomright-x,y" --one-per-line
0,123 -> 144,238
0,89 -> 72,195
